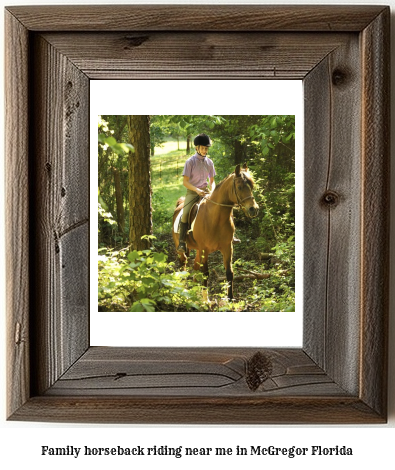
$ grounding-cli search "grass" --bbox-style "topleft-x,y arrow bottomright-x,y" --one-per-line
152,139 -> 188,158
151,138 -> 193,234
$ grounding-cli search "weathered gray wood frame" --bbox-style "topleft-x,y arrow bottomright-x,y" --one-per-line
5,5 -> 390,424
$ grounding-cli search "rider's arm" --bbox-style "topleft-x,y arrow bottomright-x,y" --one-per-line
183,175 -> 205,195
209,177 -> 215,193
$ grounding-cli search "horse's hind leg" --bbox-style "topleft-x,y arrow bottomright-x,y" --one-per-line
222,244 -> 234,299
194,249 -> 210,302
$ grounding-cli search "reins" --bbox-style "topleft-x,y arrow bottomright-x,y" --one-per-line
206,198 -> 234,208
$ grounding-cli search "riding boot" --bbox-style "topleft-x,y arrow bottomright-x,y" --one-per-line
177,222 -> 189,253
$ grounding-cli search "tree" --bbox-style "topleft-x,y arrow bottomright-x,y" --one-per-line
112,167 -> 125,233
98,117 -> 133,242
127,115 -> 152,250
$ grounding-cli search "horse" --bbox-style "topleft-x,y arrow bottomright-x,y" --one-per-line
172,163 -> 259,300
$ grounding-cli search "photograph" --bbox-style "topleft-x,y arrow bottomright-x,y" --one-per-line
97,114 -> 295,313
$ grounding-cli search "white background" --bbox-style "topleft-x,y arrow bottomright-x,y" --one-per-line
91,79 -> 304,347
1,0 -> 394,469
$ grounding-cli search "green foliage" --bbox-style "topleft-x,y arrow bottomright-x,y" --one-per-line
98,202 -> 117,230
98,133 -> 134,156
98,114 -> 296,312
250,239 -> 295,312
249,115 -> 295,157
98,243 -> 209,312
155,115 -> 225,136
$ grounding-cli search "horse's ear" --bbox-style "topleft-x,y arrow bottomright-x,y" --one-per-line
242,162 -> 248,171
235,164 -> 241,176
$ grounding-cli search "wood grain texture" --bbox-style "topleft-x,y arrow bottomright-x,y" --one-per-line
41,32 -> 350,80
5,5 -> 389,424
46,347 -> 345,397
304,35 -> 362,395
10,395 -> 384,425
5,10 -> 30,418
360,8 -> 390,418
5,5 -> 386,32
29,34 -> 90,395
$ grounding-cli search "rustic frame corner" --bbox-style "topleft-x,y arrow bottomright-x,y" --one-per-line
5,5 -> 390,424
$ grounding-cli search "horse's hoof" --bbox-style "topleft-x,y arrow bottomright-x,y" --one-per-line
232,237 -> 241,244
177,243 -> 187,253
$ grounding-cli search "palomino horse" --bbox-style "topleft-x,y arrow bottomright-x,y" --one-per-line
172,164 -> 259,299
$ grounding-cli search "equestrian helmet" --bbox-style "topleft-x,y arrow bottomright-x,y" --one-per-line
194,133 -> 212,147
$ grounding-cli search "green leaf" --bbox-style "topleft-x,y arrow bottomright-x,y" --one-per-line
153,252 -> 167,263
130,302 -> 145,312
127,251 -> 141,262
105,136 -> 117,147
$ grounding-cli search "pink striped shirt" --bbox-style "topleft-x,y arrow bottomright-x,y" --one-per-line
182,153 -> 216,189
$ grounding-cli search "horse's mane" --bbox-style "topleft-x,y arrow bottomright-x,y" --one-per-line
213,168 -> 255,194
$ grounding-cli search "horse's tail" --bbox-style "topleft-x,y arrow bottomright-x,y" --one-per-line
173,197 -> 185,223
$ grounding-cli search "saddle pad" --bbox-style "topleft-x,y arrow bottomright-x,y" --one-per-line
174,209 -> 183,233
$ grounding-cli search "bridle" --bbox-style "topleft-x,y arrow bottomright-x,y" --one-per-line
233,176 -> 256,216
207,174 -> 257,218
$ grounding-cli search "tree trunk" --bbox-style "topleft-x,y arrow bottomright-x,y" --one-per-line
112,167 -> 125,234
127,115 -> 152,250
186,135 -> 191,153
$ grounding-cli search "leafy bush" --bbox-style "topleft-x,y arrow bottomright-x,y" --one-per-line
98,245 -> 209,312
252,238 -> 295,312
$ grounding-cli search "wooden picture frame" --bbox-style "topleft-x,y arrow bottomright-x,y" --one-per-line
5,5 -> 390,424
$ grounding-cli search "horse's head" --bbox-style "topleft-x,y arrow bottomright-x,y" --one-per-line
234,164 -> 259,218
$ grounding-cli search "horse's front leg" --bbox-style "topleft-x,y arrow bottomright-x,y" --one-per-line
222,244 -> 234,299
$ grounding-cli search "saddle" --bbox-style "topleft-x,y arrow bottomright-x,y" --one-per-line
174,197 -> 204,234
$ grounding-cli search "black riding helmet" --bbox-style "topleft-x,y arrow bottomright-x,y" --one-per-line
194,133 -> 212,147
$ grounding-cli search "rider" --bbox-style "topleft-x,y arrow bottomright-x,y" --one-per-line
177,133 -> 215,253
177,133 -> 240,254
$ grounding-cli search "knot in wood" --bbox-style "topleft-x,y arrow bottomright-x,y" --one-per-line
321,190 -> 340,207
123,35 -> 149,49
246,351 -> 273,391
332,68 -> 348,87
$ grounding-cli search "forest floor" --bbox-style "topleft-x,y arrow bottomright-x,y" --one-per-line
155,229 -> 268,311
